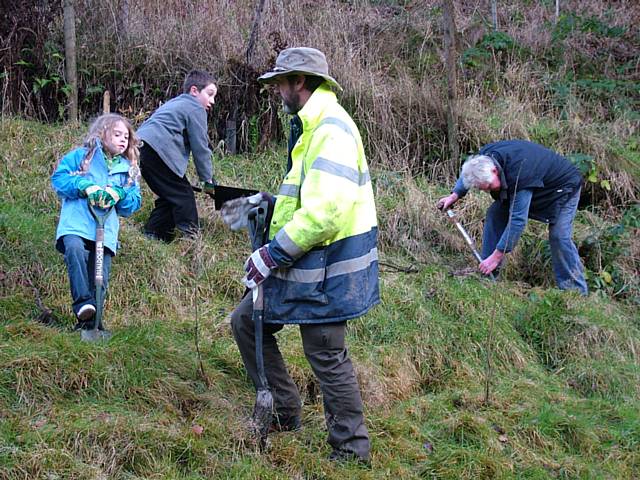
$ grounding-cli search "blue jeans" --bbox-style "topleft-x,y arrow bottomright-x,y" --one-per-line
61,235 -> 112,317
482,188 -> 588,295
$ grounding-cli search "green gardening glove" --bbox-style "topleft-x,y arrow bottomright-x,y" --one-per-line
203,180 -> 216,199
100,185 -> 126,208
85,186 -> 105,207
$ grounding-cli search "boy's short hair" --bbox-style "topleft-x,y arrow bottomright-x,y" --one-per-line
183,70 -> 217,94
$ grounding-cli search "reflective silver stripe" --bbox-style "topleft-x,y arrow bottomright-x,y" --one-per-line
318,117 -> 355,139
311,157 -> 371,186
274,229 -> 305,258
272,267 -> 324,283
327,247 -> 378,279
271,248 -> 378,283
279,184 -> 299,197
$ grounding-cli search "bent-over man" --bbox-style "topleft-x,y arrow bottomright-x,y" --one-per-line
438,139 -> 588,295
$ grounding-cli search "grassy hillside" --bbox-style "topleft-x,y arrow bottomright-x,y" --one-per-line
1,118 -> 639,479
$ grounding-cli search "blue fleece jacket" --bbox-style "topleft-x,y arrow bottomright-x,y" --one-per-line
51,144 -> 142,254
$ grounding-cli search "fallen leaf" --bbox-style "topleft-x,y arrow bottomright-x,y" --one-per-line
498,434 -> 508,443
192,424 -> 204,435
32,417 -> 47,429
491,423 -> 505,434
95,412 -> 112,423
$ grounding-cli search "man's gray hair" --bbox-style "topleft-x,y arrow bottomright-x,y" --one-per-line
461,155 -> 495,189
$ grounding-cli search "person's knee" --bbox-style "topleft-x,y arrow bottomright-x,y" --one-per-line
229,309 -> 243,338
549,227 -> 571,246
304,346 -> 353,384
230,305 -> 252,341
63,236 -> 86,260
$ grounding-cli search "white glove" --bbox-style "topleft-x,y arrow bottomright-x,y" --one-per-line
220,193 -> 264,231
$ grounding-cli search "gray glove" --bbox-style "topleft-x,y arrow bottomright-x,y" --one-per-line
220,193 -> 265,231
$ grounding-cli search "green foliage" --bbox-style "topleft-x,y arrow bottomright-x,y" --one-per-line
567,153 -> 610,190
515,292 -> 571,370
515,291 -> 640,399
580,205 -> 639,297
528,119 -> 560,146
248,114 -> 260,152
553,13 -> 626,42
542,12 -> 636,120
608,137 -> 640,181
461,31 -> 520,69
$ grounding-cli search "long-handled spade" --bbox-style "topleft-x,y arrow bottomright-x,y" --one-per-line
251,283 -> 271,449
247,202 -> 273,450
81,203 -> 114,343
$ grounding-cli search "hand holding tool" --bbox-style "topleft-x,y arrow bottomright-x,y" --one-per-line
446,209 -> 495,281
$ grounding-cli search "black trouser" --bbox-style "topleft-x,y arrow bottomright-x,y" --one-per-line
230,292 -> 370,460
140,143 -> 198,241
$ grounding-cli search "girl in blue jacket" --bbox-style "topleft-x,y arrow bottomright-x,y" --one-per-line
51,114 -> 142,329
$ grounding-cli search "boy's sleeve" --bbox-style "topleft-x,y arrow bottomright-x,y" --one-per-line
115,182 -> 142,217
186,108 -> 213,182
51,149 -> 89,199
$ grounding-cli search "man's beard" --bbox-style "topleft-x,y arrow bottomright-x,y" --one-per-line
282,93 -> 301,114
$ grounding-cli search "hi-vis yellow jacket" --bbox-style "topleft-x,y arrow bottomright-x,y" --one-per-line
263,84 -> 380,324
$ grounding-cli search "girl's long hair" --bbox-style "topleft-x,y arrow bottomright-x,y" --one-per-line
76,113 -> 141,186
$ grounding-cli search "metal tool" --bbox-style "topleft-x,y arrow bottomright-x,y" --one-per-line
247,201 -> 273,449
81,203 -> 114,342
445,208 -> 496,405
191,184 -> 259,210
446,209 -> 495,281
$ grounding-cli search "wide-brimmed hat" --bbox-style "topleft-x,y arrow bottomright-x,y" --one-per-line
258,47 -> 342,91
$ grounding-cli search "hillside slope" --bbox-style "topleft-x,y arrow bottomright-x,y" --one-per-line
1,119 -> 639,479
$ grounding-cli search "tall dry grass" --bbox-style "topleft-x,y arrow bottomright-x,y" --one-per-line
2,0 -> 638,205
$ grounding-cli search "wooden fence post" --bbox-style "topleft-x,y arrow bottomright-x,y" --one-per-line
102,91 -> 110,114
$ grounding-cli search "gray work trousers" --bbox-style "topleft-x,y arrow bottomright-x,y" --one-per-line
230,292 -> 370,460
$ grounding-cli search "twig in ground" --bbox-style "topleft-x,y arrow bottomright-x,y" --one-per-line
24,272 -> 59,326
378,260 -> 421,273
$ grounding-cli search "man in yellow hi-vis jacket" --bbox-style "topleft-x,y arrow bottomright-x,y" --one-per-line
228,47 -> 379,463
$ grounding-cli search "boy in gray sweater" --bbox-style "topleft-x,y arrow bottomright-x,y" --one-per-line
138,70 -> 217,241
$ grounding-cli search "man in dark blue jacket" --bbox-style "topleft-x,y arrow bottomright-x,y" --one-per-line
437,140 -> 588,295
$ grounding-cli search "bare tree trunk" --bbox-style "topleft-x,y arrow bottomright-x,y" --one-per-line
63,0 -> 78,122
224,0 -> 266,155
555,0 -> 560,23
246,0 -> 267,65
122,0 -> 130,32
491,0 -> 498,31
443,0 -> 459,177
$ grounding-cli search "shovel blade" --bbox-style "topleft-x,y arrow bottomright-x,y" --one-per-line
252,387 -> 274,449
80,329 -> 112,343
